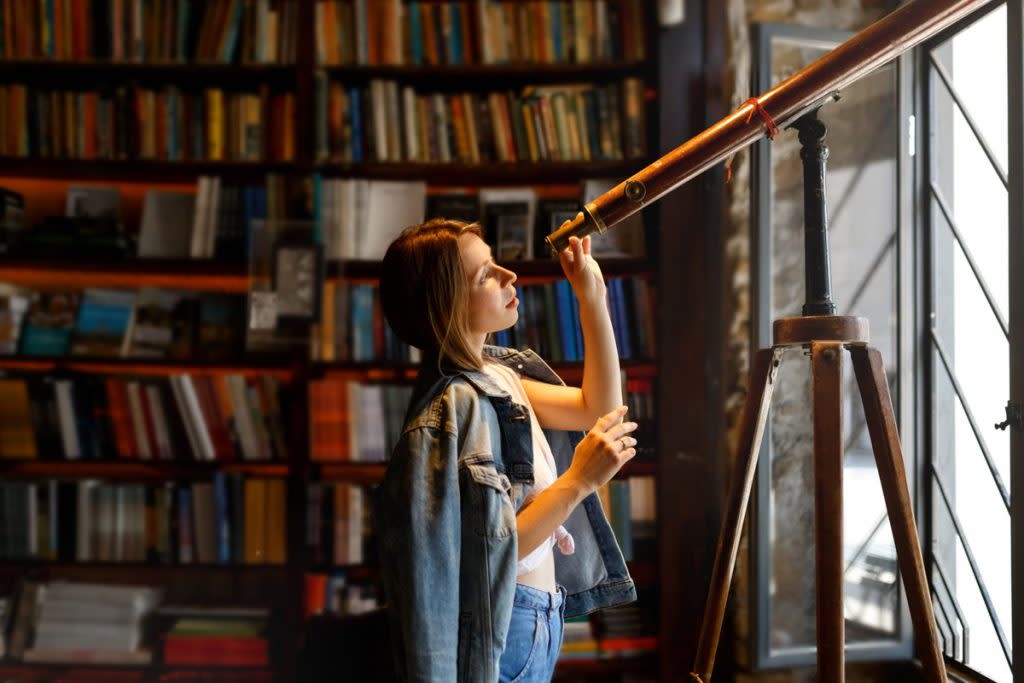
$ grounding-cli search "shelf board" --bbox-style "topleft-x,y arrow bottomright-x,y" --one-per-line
315,456 -> 654,485
0,159 -> 651,185
553,652 -> 657,679
0,560 -> 289,572
313,360 -> 658,381
316,160 -> 650,184
0,460 -> 289,480
318,61 -> 649,83
304,564 -> 377,581
616,460 -> 657,478
0,258 -> 251,293
0,60 -> 297,78
332,257 -> 655,284
0,158 -> 296,182
316,462 -> 387,483
0,356 -> 297,378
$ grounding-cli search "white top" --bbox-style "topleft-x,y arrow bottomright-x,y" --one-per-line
481,360 -> 575,575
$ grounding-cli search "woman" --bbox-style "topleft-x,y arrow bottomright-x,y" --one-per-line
375,217 -> 638,682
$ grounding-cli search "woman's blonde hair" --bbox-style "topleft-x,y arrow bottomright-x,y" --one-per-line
380,218 -> 485,372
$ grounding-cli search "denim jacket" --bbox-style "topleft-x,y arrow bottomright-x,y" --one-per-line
374,345 -> 636,683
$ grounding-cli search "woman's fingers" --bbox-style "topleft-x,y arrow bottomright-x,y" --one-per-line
594,406 -> 628,432
613,436 -> 638,452
604,420 -> 638,440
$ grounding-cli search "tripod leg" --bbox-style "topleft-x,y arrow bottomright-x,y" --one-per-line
850,345 -> 947,682
691,347 -> 781,683
812,342 -> 845,683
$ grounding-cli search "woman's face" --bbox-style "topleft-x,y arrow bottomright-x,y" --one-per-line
459,232 -> 519,341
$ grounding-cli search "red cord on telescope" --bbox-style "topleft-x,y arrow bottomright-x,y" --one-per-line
725,97 -> 781,183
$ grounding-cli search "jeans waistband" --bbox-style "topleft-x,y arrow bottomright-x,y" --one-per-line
513,583 -> 565,612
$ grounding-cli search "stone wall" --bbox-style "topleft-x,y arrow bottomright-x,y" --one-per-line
719,1 -> 895,681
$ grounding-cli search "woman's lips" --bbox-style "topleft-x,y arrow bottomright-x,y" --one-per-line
506,296 -> 519,308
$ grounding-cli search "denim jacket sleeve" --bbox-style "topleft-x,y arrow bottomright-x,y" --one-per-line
377,424 -> 461,682
376,379 -> 516,683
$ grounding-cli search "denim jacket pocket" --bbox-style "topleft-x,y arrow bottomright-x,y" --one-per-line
460,453 -> 516,538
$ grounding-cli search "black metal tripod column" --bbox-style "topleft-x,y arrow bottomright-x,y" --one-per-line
794,109 -> 838,316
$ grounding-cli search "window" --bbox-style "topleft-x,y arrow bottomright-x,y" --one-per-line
923,3 -> 1015,680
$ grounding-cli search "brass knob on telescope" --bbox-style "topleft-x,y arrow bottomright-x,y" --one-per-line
624,179 -> 646,202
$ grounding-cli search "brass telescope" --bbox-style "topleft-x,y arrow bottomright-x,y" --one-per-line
544,0 -> 996,254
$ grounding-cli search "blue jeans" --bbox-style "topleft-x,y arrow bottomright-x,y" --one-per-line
498,584 -> 566,682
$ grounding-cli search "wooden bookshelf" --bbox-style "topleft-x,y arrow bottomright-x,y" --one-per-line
0,0 -> 667,680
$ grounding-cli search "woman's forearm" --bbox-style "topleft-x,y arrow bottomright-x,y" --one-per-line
515,475 -> 588,560
579,297 -> 623,419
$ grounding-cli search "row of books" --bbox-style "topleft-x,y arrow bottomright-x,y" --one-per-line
1,0 -> 297,64
0,372 -> 288,463
0,84 -> 297,161
316,178 -> 647,264
313,0 -> 646,67
425,180 -> 647,260
314,77 -> 647,164
489,277 -> 657,362
0,475 -> 287,565
306,482 -> 370,566
176,173 -> 312,259
3,175 -> 647,265
308,379 -> 412,462
0,288 -> 267,360
312,283 -> 418,364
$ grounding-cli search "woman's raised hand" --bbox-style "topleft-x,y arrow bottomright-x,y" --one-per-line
557,218 -> 606,307
566,406 -> 638,495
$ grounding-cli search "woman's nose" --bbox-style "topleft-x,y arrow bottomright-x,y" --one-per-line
501,266 -> 517,285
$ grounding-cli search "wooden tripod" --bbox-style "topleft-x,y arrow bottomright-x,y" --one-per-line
689,111 -> 947,683
689,318 -> 946,682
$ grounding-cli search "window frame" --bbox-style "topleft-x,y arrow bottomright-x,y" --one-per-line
748,21 -> 916,671
917,2 -> 1021,680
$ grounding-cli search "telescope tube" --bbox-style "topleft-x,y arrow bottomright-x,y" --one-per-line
545,0 -> 995,254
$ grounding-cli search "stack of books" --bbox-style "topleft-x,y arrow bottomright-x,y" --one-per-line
162,614 -> 269,667
17,581 -> 162,665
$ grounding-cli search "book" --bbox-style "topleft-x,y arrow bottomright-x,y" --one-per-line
426,191 -> 480,224
478,187 -> 537,260
127,288 -> 197,359
0,287 -> 31,354
137,189 -> 197,258
69,288 -> 137,357
359,181 -> 427,259
19,292 -> 80,356
0,187 -> 26,254
65,185 -> 123,221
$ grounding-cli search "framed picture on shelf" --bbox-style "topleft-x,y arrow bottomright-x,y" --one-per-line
493,209 -> 532,261
271,240 -> 324,324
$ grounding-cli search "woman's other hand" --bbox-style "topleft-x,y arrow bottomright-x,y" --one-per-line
566,406 -> 638,495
